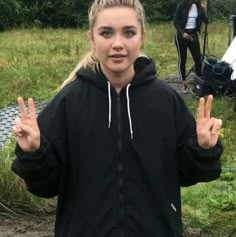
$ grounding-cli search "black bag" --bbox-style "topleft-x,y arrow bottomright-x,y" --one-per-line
193,75 -> 213,97
201,57 -> 234,95
228,78 -> 236,96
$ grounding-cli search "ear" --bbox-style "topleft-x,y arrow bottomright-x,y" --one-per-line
88,31 -> 95,47
140,31 -> 145,48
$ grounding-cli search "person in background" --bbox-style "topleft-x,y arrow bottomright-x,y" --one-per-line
174,0 -> 209,93
12,0 -> 223,236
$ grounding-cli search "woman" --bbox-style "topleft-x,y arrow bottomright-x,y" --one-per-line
174,0 -> 209,93
12,0 -> 223,236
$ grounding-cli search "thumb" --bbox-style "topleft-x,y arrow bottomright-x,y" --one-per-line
211,119 -> 223,135
202,118 -> 215,131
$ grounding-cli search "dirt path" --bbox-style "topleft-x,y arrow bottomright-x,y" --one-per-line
0,214 -> 228,237
0,215 -> 55,237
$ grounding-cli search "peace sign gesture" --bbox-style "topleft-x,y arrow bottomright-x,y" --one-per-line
13,97 -> 40,152
196,95 -> 222,149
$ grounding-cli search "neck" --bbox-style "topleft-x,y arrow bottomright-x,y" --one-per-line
101,66 -> 135,93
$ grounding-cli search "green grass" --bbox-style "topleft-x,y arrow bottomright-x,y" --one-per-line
0,136 -> 47,217
0,21 -> 230,107
182,176 -> 236,236
0,21 -> 235,235
0,28 -> 90,106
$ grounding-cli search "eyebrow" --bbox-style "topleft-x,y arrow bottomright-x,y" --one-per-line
97,26 -> 137,31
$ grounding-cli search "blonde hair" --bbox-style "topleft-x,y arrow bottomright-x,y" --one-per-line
60,0 -> 146,89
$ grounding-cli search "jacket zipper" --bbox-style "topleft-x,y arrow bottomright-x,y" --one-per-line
117,94 -> 122,153
116,94 -> 125,237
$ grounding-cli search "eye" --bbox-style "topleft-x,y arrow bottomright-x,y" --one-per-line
100,31 -> 113,38
124,30 -> 136,38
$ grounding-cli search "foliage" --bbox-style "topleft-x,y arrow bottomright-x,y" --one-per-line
208,0 -> 233,20
0,137 -> 41,213
0,0 -> 234,29
142,0 -> 178,22
0,0 -> 22,31
182,172 -> 236,235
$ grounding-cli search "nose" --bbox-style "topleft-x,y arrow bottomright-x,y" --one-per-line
112,35 -> 124,50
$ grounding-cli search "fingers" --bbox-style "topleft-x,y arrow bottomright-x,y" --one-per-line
201,118 -> 222,134
183,33 -> 190,39
13,117 -> 22,136
17,97 -> 28,120
17,97 -> 37,122
197,95 -> 213,120
197,97 -> 205,120
13,117 -> 30,136
205,94 -> 213,118
15,117 -> 22,131
28,98 -> 37,123
201,0 -> 207,9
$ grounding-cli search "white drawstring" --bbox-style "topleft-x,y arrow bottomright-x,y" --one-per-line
107,81 -> 111,128
107,82 -> 133,139
126,84 -> 133,139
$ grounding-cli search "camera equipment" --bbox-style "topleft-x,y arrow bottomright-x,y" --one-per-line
193,0 -> 236,97
193,57 -> 234,96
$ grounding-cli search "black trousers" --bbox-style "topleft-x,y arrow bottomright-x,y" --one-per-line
175,31 -> 202,81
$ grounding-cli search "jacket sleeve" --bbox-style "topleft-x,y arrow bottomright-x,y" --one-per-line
173,4 -> 185,37
11,93 -> 68,198
200,7 -> 209,25
178,135 -> 222,187
173,93 -> 223,187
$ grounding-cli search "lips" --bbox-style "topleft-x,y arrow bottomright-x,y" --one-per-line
110,54 -> 126,58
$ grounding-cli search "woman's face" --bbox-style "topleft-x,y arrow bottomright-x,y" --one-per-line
89,7 -> 144,78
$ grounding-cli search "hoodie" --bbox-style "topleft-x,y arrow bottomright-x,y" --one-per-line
12,57 -> 222,237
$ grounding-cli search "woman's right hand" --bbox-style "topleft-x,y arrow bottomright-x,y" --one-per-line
183,32 -> 193,41
13,97 -> 40,152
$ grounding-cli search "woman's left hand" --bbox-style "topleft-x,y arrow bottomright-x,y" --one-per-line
201,0 -> 207,10
196,95 -> 222,149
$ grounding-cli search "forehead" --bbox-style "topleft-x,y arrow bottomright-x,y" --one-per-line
93,6 -> 140,28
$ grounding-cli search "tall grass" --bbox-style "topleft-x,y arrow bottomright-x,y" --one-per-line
0,21 -> 230,107
0,28 -> 89,106
0,21 -> 235,235
0,136 -> 52,218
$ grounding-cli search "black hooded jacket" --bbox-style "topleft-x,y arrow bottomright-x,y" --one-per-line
12,57 -> 222,237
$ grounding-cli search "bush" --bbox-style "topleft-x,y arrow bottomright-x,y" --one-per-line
208,0 -> 232,21
0,0 -> 22,31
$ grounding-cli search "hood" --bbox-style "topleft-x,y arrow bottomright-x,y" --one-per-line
75,56 -> 157,140
76,56 -> 157,90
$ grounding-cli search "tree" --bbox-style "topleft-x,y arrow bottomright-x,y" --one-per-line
0,0 -> 22,31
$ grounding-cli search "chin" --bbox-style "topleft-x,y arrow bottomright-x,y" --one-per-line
110,67 -> 127,74
108,64 -> 129,73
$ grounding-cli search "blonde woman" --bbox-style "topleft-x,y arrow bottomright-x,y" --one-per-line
12,0 -> 223,236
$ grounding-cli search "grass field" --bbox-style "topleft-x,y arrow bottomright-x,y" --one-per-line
0,21 -> 235,236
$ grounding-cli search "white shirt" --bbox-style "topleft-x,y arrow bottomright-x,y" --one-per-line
185,4 -> 198,29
